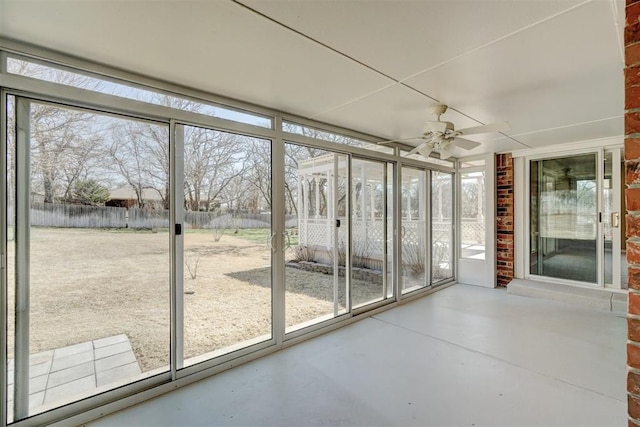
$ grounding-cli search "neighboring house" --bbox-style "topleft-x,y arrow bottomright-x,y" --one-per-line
106,187 -> 165,209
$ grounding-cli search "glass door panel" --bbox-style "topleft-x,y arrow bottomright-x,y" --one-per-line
460,171 -> 486,260
351,158 -> 393,308
8,98 -> 170,422
401,167 -> 428,293
603,151 -> 613,285
432,171 -> 454,282
284,143 -> 348,333
181,125 -> 272,366
530,153 -> 597,283
603,149 -> 625,288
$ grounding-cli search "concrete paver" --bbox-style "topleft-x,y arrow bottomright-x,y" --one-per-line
6,335 -> 141,423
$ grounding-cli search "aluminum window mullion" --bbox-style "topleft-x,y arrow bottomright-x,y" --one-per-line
172,122 -> 184,373
393,157 -> 400,301
597,149 -> 604,288
13,97 -> 30,421
426,171 -> 432,286
333,154 -> 340,317
382,163 -> 388,299
272,117 -> 285,347
346,155 -> 352,314
1,89 -> 8,427
0,74 -> 277,140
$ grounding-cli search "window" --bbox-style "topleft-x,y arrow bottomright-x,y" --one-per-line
7,56 -> 272,128
283,121 -> 393,155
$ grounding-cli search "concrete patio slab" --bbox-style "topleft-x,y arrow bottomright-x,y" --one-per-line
6,335 -> 141,423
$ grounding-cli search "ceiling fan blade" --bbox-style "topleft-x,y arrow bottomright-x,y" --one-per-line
376,136 -> 422,145
457,121 -> 510,136
424,121 -> 447,133
404,142 -> 429,157
454,137 -> 481,150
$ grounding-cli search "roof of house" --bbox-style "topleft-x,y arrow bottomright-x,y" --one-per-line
109,187 -> 164,201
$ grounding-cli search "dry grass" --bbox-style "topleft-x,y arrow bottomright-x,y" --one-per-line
7,228 -> 384,371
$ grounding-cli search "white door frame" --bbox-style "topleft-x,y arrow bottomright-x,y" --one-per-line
456,154 -> 496,288
512,138 -> 624,288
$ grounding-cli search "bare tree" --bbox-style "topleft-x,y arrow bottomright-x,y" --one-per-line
244,139 -> 272,212
183,127 -> 249,212
109,121 -> 169,208
9,60 -> 107,203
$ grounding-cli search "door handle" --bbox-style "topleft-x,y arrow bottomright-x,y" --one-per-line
266,232 -> 276,249
611,212 -> 620,228
283,230 -> 291,252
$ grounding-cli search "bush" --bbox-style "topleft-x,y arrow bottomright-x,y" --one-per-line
292,245 -> 316,262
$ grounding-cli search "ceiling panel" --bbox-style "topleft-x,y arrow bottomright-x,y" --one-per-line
0,0 -> 394,117
241,0 -> 585,81
312,83 -> 483,140
403,0 -> 623,147
0,0 -> 625,158
509,116 -> 623,148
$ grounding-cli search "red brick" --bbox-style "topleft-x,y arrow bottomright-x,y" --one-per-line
631,46 -> 640,69
629,215 -> 640,237
631,418 -> 640,427
630,344 -> 640,370
627,138 -> 640,159
630,266 -> 640,290
629,66 -> 640,88
629,241 -> 640,264
632,292 -> 640,315
629,161 -> 640,185
630,317 -> 640,342
629,112 -> 640,135
627,188 -> 640,211
628,22 -> 640,46
631,394 -> 640,421
628,86 -> 640,110
631,371 -> 640,396
630,2 -> 640,28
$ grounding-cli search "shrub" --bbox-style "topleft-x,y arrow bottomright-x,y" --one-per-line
292,245 -> 316,262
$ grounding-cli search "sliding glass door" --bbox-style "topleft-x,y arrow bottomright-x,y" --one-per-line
528,151 -> 625,287
180,125 -> 273,367
284,143 -> 348,333
351,158 -> 394,308
7,97 -> 171,422
400,167 -> 428,292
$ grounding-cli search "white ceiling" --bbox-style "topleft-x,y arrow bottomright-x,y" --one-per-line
0,0 -> 626,157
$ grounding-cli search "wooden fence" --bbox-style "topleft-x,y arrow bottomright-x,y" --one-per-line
13,203 -> 295,230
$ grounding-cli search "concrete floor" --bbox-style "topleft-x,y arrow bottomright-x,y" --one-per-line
88,284 -> 626,427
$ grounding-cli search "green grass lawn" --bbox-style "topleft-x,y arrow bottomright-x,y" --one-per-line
184,227 -> 299,246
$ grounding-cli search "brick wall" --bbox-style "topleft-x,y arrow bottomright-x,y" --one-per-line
496,153 -> 514,287
628,1 -> 640,424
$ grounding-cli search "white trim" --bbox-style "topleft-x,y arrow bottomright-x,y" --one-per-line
511,136 -> 623,158
456,153 -> 496,287
0,89 -> 8,427
515,144 -> 624,288
514,156 -> 526,279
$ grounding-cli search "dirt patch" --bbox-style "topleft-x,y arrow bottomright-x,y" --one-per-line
6,228 -> 388,372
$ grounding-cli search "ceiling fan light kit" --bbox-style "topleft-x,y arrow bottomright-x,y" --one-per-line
379,104 -> 510,160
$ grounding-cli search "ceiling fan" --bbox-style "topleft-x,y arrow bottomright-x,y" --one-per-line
379,104 -> 510,159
